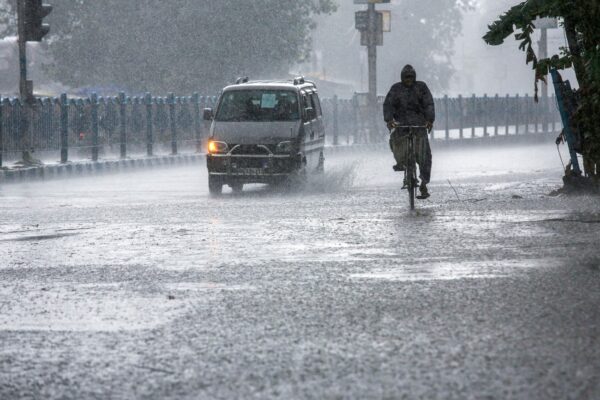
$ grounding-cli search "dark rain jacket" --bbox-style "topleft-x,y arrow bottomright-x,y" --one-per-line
383,70 -> 435,126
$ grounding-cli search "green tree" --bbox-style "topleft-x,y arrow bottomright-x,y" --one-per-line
41,0 -> 336,94
483,0 -> 600,178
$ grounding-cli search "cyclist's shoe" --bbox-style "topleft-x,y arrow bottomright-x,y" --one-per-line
417,183 -> 430,200
393,164 -> 404,172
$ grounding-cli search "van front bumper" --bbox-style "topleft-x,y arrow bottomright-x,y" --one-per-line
207,153 -> 302,182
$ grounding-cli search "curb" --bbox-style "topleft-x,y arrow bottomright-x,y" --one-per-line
0,154 -> 206,184
1,134 -> 556,184
324,133 -> 556,155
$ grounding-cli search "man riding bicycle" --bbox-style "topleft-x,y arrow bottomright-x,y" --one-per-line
383,64 -> 435,199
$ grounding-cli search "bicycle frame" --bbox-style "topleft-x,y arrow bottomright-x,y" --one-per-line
390,124 -> 427,210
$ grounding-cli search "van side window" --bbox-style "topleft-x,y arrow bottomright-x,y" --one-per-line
302,94 -> 310,110
310,94 -> 322,117
302,94 -> 313,119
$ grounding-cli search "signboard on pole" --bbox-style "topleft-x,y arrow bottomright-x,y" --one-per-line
380,10 -> 391,32
360,30 -> 383,46
355,11 -> 368,31
359,12 -> 386,46
355,10 -> 389,32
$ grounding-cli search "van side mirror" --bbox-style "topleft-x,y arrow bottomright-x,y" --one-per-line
203,108 -> 214,121
304,107 -> 315,122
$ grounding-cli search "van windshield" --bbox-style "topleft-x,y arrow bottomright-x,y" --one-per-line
215,90 -> 300,122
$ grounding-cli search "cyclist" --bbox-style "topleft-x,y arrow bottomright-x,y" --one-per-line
383,64 -> 435,199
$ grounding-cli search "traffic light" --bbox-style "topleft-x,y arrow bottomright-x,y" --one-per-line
23,0 -> 52,42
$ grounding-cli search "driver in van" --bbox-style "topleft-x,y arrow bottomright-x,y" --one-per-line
274,96 -> 293,120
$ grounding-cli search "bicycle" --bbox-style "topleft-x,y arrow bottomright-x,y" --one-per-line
389,123 -> 429,210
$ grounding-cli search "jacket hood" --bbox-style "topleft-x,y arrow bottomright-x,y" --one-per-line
401,65 -> 417,81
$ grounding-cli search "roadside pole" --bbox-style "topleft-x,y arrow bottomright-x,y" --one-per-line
17,0 -> 33,163
535,18 -> 557,133
539,28 -> 548,99
367,2 -> 377,126
16,0 -> 53,164
354,0 -> 390,142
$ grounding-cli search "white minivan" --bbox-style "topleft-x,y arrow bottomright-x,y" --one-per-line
203,77 -> 325,194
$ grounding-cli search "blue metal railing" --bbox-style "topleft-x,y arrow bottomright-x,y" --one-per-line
0,92 -> 219,165
0,92 -> 562,166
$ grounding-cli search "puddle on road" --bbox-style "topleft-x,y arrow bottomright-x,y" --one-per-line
2,232 -> 80,242
0,281 -> 252,332
350,258 -> 560,282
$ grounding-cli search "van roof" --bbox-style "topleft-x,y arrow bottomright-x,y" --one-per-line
222,78 -> 317,93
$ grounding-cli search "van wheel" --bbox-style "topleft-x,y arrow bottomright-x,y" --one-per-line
230,182 -> 243,193
208,175 -> 223,195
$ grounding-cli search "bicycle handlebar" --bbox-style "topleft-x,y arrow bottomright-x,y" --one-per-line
388,124 -> 431,134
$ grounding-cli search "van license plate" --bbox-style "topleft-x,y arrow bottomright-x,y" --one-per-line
238,168 -> 264,175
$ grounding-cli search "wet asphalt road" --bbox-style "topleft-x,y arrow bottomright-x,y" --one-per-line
1,143 -> 599,399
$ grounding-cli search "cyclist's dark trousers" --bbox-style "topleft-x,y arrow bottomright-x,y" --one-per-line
390,131 -> 432,184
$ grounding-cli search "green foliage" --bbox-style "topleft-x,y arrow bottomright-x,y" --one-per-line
484,0 -> 600,166
42,0 -> 336,94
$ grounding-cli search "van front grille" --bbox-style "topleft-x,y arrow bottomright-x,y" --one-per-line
229,144 -> 274,155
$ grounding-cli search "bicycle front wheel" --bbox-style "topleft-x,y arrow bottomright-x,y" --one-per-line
407,137 -> 416,210
407,168 -> 415,210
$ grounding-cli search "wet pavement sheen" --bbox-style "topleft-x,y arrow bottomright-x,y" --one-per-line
1,143 -> 599,399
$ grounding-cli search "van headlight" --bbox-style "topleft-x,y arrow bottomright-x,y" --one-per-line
276,141 -> 293,154
208,140 -> 229,154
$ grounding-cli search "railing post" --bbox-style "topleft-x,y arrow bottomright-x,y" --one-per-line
168,93 -> 177,155
119,92 -> 127,159
91,93 -> 99,161
483,93 -> 488,137
332,95 -> 339,146
145,93 -> 153,157
458,94 -> 463,139
0,97 -> 3,168
346,101 -> 351,145
444,94 -> 449,140
471,94 -> 476,138
192,92 -> 201,153
524,93 -> 530,134
515,94 -> 520,135
534,94 -> 539,134
505,94 -> 510,135
60,93 -> 69,163
352,96 -> 359,145
0,96 -> 4,168
494,94 -> 499,136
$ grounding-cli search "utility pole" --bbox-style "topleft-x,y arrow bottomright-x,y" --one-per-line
16,0 -> 52,164
535,17 -> 557,133
354,0 -> 390,141
367,2 -> 377,110
17,0 -> 32,163
539,27 -> 548,100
